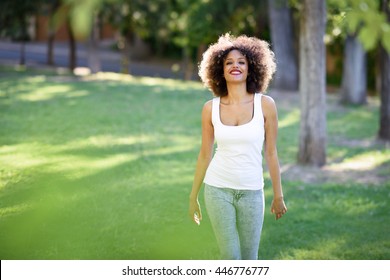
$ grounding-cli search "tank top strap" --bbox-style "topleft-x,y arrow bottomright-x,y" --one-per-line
211,97 -> 220,126
254,93 -> 264,121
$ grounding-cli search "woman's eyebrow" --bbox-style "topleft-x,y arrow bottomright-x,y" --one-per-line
225,57 -> 246,61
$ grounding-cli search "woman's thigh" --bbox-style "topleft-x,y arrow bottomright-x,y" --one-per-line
204,184 -> 241,259
236,189 -> 264,260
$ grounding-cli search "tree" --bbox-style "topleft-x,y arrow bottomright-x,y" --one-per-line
102,0 -> 136,74
0,0 -> 41,65
52,0 -> 262,77
87,12 -> 101,73
379,0 -> 390,140
267,0 -> 298,91
66,15 -> 77,71
38,0 -> 62,66
45,0 -> 61,66
179,0 -> 261,79
327,0 -> 368,105
341,34 -> 367,105
54,0 -> 103,71
55,3 -> 77,71
298,0 -> 327,166
327,0 -> 390,140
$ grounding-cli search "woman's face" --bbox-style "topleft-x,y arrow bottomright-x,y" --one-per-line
223,49 -> 248,84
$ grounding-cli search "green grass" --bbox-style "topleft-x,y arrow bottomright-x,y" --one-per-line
0,67 -> 389,260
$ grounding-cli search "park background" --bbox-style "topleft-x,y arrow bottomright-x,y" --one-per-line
0,0 -> 389,260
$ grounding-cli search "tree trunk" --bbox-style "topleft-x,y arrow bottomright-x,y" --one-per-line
197,44 -> 207,65
18,15 -> 27,66
67,18 -> 76,71
87,13 -> 101,74
183,46 -> 193,80
47,3 -> 58,66
120,33 -> 132,74
341,34 -> 367,105
19,41 -> 26,66
268,0 -> 298,91
47,30 -> 55,66
379,0 -> 390,141
297,0 -> 327,166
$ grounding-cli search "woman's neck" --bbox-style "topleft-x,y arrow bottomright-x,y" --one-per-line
224,83 -> 251,104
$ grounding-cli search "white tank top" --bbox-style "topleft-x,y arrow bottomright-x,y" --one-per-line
204,93 -> 265,190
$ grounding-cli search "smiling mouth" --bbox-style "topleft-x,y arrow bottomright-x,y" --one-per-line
229,70 -> 242,74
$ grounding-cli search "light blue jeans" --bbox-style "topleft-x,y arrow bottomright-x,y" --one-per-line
204,184 -> 265,260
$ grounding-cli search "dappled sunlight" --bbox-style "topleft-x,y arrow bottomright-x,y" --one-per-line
73,67 -> 91,76
281,237 -> 347,259
16,84 -> 88,102
0,133 -> 198,181
0,203 -> 31,218
25,75 -> 47,83
328,105 -> 380,139
0,140 -> 137,180
83,72 -> 136,82
83,71 -> 203,90
325,150 -> 390,172
74,134 -> 155,148
141,143 -> 194,158
67,134 -> 197,158
48,153 -> 138,180
278,109 -> 300,128
1,74 -> 86,105
0,143 -> 51,170
0,168 -> 23,191
322,192 -> 385,216
141,135 -> 197,157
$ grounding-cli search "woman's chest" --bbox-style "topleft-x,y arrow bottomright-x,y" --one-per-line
219,102 -> 254,126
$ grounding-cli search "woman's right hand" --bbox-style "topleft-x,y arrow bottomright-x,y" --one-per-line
271,196 -> 287,220
189,198 -> 202,225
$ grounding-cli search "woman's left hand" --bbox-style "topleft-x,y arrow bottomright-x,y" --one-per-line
271,197 -> 287,220
189,198 -> 202,225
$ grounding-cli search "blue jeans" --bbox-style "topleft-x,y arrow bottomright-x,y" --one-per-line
204,184 -> 265,260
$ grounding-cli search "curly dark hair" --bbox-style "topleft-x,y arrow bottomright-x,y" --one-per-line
198,33 -> 276,96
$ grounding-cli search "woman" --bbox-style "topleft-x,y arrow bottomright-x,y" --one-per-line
189,34 -> 287,260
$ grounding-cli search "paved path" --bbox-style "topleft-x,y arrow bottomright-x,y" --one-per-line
0,40 -> 193,80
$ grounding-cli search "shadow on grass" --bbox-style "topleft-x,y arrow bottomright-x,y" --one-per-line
260,181 -> 390,260
1,70 -> 226,132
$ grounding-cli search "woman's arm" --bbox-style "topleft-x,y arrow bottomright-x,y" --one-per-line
189,100 -> 215,225
262,95 -> 287,220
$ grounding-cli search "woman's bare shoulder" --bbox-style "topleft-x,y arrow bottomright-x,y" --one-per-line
261,94 -> 277,116
204,99 -> 213,107
203,99 -> 213,112
261,94 -> 276,105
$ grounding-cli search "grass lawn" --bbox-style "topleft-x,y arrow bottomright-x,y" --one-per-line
0,66 -> 389,260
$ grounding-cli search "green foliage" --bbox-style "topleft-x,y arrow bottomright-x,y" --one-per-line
184,0 -> 260,48
327,0 -> 390,51
59,0 -> 262,54
58,0 -> 103,38
104,0 -> 174,38
0,0 -> 42,40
